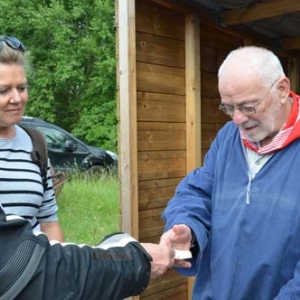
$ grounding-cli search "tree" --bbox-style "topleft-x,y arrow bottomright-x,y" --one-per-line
0,0 -> 117,151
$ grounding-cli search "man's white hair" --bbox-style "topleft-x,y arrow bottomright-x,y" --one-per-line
218,46 -> 285,87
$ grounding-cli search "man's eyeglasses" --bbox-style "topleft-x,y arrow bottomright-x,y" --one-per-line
0,36 -> 25,53
218,79 -> 278,116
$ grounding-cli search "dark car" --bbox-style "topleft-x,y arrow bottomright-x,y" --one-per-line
20,116 -> 118,174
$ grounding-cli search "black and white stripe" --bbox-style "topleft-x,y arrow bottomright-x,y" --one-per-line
0,125 -> 59,230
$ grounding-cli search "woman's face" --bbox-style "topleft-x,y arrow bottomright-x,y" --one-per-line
0,63 -> 28,128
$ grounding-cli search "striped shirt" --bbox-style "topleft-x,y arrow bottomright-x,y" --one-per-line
0,125 -> 59,231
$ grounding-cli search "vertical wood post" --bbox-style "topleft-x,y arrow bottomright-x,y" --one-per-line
185,13 -> 201,172
116,1 -> 139,299
185,12 -> 201,300
117,0 -> 138,236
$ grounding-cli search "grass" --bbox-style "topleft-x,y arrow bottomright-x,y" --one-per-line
56,174 -> 120,245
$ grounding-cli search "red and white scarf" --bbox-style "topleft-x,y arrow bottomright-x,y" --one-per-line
241,91 -> 300,155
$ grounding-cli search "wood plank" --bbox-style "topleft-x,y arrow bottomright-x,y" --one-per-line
201,72 -> 219,98
202,123 -> 224,149
140,1 -> 295,55
217,48 -> 233,69
201,46 -> 218,73
281,37 -> 300,50
139,224 -> 164,240
139,207 -> 165,239
201,97 -> 231,123
201,123 -> 226,158
117,2 -> 138,300
138,122 -> 186,151
186,13 -> 201,172
137,92 -> 185,122
117,0 -> 139,239
141,269 -> 187,298
139,177 -> 182,189
149,0 -> 194,14
139,206 -> 164,218
200,22 -> 242,50
137,62 -> 185,95
187,51 -> 196,282
142,286 -> 187,300
138,150 -> 186,180
136,0 -> 185,40
138,178 -> 181,210
139,221 -> 165,239
139,187 -> 174,210
137,32 -> 185,68
221,0 -> 300,26
288,58 -> 300,94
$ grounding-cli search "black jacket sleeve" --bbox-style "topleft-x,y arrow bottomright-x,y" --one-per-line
0,206 -> 151,300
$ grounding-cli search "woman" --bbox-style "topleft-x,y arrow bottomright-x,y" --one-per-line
0,36 -> 64,242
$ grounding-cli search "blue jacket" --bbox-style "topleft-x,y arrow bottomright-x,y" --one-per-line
162,121 -> 300,300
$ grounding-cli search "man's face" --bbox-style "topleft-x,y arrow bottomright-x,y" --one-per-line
219,77 -> 286,146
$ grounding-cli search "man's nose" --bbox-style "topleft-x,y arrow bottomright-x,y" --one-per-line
232,109 -> 248,126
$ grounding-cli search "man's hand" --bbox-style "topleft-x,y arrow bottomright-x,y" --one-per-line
140,243 -> 175,278
159,224 -> 193,268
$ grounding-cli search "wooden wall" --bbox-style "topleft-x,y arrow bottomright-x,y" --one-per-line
135,0 -> 240,298
136,1 -> 188,299
117,0 -> 300,299
200,22 -> 239,159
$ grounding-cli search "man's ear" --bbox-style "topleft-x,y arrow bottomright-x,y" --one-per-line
277,77 -> 290,103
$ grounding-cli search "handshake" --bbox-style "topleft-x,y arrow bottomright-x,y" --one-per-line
140,224 -> 193,278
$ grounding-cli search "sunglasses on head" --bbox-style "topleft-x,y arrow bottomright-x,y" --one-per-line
0,36 -> 25,52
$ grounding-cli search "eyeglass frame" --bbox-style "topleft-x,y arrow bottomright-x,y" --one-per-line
0,36 -> 25,53
218,78 -> 279,116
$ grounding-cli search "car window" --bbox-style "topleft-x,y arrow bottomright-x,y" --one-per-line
35,125 -> 66,149
35,125 -> 87,152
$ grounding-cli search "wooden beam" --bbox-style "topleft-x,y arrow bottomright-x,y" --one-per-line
148,1 -> 299,58
281,37 -> 300,50
221,0 -> 300,26
116,0 -> 139,238
150,0 -> 196,14
185,14 -> 201,300
117,1 -> 139,299
185,12 -> 201,172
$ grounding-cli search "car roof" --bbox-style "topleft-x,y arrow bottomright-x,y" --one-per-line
20,116 -> 108,153
21,116 -> 80,141
22,116 -> 47,124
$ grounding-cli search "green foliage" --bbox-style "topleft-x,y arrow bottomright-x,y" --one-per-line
0,0 -> 117,151
57,175 -> 120,245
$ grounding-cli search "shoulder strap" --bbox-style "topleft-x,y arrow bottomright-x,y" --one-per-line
19,125 -> 48,191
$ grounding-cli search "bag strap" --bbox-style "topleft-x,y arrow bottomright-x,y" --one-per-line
19,125 -> 48,191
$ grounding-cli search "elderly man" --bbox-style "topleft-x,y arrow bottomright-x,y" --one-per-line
160,46 -> 300,299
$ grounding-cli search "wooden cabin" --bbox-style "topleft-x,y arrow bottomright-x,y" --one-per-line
116,0 -> 300,299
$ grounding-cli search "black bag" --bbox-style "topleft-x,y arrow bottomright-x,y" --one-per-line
19,125 -> 48,190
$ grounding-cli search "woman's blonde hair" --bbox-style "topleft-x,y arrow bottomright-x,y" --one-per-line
0,36 -> 26,66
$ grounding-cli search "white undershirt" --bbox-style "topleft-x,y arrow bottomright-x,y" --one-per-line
245,147 -> 273,180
